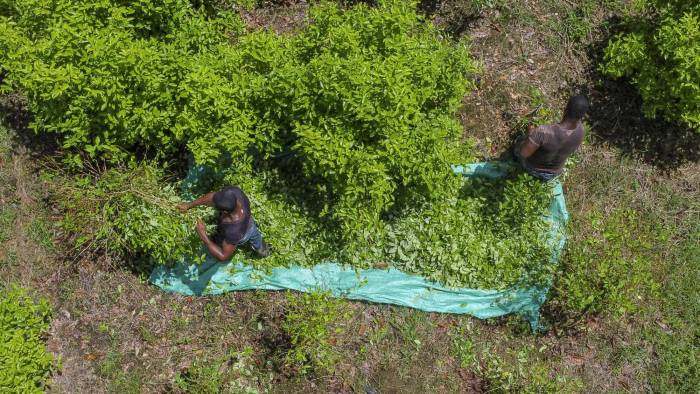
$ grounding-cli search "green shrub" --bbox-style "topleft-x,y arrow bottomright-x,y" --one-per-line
0,285 -> 53,393
4,0 -> 557,289
0,0 -> 477,239
601,0 -> 700,132
0,0 -> 245,167
46,163 -> 206,267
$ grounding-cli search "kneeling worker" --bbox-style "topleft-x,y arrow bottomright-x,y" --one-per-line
516,95 -> 589,181
177,186 -> 271,261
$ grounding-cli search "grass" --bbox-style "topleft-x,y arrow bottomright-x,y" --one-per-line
0,0 -> 699,392
648,222 -> 699,392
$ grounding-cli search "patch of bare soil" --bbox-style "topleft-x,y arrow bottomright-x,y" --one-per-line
240,1 -> 309,34
47,308 -> 109,394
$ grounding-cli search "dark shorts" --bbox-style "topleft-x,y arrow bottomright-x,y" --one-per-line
513,141 -> 559,182
237,220 -> 264,250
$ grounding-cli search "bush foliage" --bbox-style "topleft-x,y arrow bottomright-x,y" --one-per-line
0,286 -> 53,393
601,0 -> 700,132
0,0 -> 477,236
4,0 -> 555,289
46,163 -> 206,267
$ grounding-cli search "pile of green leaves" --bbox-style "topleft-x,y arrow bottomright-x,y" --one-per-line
601,0 -> 700,132
383,172 -> 554,288
206,165 -> 554,289
46,164 -> 207,267
0,286 -> 53,393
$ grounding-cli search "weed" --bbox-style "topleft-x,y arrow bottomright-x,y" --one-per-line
174,346 -> 270,394
0,250 -> 18,269
27,216 -> 55,251
138,325 -> 158,345
562,1 -> 595,43
473,345 -> 564,393
97,347 -> 143,394
647,223 -> 700,392
282,290 -> 347,376
552,208 -> 659,320
0,205 -> 16,243
451,330 -> 477,368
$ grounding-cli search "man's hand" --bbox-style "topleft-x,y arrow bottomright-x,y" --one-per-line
176,202 -> 190,213
195,220 -> 208,238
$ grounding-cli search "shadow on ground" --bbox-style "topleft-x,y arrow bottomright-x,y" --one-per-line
579,17 -> 700,172
419,0 -> 485,39
0,92 -> 60,158
584,78 -> 700,172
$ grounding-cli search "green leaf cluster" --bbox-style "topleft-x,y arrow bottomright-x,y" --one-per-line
0,0 -> 478,242
0,286 -> 53,393
46,163 -> 206,266
601,0 -> 700,132
3,1 -> 556,289
0,0 -> 245,166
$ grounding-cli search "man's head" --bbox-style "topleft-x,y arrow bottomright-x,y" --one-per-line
564,95 -> 589,121
213,187 -> 238,213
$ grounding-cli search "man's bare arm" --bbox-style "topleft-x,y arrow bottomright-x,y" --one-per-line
195,220 -> 237,261
518,125 -> 540,159
178,192 -> 215,212
519,138 -> 539,159
202,238 -> 237,262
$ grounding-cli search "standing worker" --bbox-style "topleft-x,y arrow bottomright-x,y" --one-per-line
177,186 -> 271,261
515,95 -> 589,181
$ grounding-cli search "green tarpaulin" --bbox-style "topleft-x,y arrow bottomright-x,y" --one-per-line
150,161 -> 568,330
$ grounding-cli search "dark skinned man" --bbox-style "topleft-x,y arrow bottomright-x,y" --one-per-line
177,186 -> 270,261
515,95 -> 589,181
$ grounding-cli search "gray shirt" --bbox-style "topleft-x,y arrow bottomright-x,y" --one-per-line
525,123 -> 584,174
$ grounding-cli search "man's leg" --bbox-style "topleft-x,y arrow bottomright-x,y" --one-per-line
244,220 -> 270,257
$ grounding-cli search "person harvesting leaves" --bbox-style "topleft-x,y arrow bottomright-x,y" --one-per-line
177,187 -> 271,261
516,95 -> 589,181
